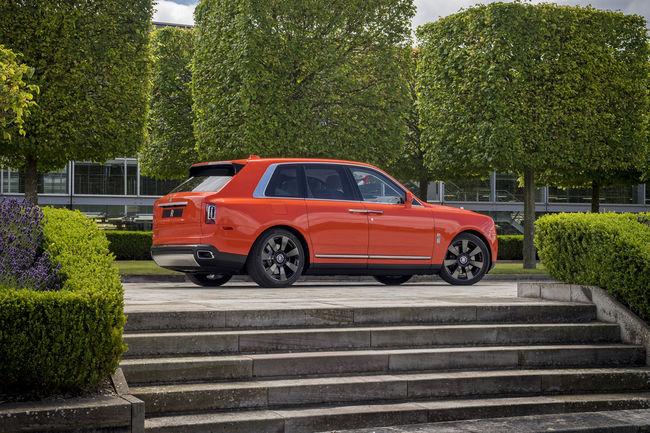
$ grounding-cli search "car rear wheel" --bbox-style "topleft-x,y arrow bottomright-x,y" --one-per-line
186,272 -> 232,287
247,229 -> 305,288
373,275 -> 412,285
439,233 -> 489,285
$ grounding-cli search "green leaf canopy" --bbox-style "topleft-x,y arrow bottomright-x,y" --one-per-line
417,2 -> 649,182
193,0 -> 414,166
0,0 -> 152,173
140,27 -> 198,179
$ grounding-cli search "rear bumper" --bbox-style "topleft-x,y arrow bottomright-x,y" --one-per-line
150,244 -> 247,274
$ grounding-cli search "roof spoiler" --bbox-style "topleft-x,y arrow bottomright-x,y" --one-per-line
188,162 -> 245,177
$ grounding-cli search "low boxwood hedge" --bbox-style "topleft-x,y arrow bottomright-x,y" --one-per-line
103,230 -> 529,262
0,207 -> 125,395
536,212 -> 650,323
105,230 -> 153,260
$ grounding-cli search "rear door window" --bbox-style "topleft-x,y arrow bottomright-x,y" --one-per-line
304,164 -> 357,201
265,165 -> 304,198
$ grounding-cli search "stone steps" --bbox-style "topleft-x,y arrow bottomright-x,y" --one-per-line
122,322 -> 620,357
121,343 -> 644,384
120,301 -> 647,432
132,367 -> 650,415
143,392 -> 650,433
123,302 -> 597,332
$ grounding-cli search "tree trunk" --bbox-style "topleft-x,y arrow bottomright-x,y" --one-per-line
591,180 -> 600,213
418,177 -> 429,202
24,155 -> 38,204
523,167 -> 536,269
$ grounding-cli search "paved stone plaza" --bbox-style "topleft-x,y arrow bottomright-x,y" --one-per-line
123,280 -> 523,313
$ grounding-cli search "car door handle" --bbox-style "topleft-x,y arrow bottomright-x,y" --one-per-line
366,210 -> 383,214
348,209 -> 369,214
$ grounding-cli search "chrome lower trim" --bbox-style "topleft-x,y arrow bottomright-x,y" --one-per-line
369,255 -> 430,260
315,254 -> 431,260
152,253 -> 199,267
315,254 -> 368,259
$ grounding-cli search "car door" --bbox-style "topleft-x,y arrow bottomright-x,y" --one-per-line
303,163 -> 368,265
348,166 -> 435,266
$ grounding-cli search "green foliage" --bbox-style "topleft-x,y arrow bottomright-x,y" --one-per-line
193,0 -> 414,166
0,45 -> 39,142
417,2 -> 649,181
386,47 -> 435,199
0,208 -> 125,395
0,0 -> 152,192
498,235 -> 524,260
536,213 -> 650,322
140,27 -> 199,179
106,231 -> 152,260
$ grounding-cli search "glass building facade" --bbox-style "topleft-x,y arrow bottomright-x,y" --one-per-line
1,160 -> 648,234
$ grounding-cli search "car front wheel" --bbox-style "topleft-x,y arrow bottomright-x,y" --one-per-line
439,233 -> 489,285
186,272 -> 232,287
247,229 -> 305,288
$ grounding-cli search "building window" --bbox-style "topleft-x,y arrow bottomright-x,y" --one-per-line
495,173 -> 543,202
444,179 -> 490,202
139,176 -> 182,196
547,186 -> 592,204
127,160 -> 138,195
600,185 -> 635,204
73,160 -> 126,195
1,167 -> 68,194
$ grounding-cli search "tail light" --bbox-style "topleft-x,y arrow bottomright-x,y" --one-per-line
205,203 -> 216,224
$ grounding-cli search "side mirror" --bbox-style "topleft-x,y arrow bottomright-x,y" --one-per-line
405,192 -> 414,208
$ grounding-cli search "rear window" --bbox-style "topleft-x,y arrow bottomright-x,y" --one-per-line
170,164 -> 242,193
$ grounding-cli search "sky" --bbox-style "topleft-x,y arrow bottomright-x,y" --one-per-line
153,0 -> 650,28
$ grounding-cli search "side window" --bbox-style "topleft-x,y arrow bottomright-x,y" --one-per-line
304,164 -> 356,201
265,165 -> 302,198
351,167 -> 405,204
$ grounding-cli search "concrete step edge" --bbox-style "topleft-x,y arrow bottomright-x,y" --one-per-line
123,322 -> 620,337
143,392 -> 650,433
131,367 -> 650,393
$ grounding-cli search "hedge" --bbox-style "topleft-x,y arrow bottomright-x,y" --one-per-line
536,212 -> 650,323
0,207 -> 125,395
105,230 -> 153,260
104,230 -> 529,262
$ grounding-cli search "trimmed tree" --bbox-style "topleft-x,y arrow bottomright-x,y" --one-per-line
0,45 -> 38,142
417,3 -> 649,268
386,47 -> 435,201
139,26 -> 199,180
193,0 -> 414,166
0,0 -> 153,202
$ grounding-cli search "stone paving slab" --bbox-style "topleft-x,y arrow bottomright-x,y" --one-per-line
331,409 -> 650,432
124,281 -> 532,313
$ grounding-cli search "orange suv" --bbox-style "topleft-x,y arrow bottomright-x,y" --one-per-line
151,157 -> 498,287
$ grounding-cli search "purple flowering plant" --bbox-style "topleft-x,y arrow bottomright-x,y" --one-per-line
0,198 -> 60,291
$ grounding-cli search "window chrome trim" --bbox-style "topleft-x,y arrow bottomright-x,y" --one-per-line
253,161 -> 414,204
315,254 -> 431,260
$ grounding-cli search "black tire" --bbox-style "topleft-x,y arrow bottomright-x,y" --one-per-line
247,229 -> 305,288
439,232 -> 490,285
186,272 -> 232,287
373,275 -> 412,285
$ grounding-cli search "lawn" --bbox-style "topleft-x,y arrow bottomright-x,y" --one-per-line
115,260 -> 547,275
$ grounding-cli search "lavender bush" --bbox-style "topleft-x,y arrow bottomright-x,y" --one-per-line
0,199 -> 60,291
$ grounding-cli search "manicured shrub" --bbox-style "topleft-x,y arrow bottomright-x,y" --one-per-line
536,212 -> 650,322
497,235 -> 522,260
0,207 -> 125,395
0,199 -> 60,291
105,230 -> 153,260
